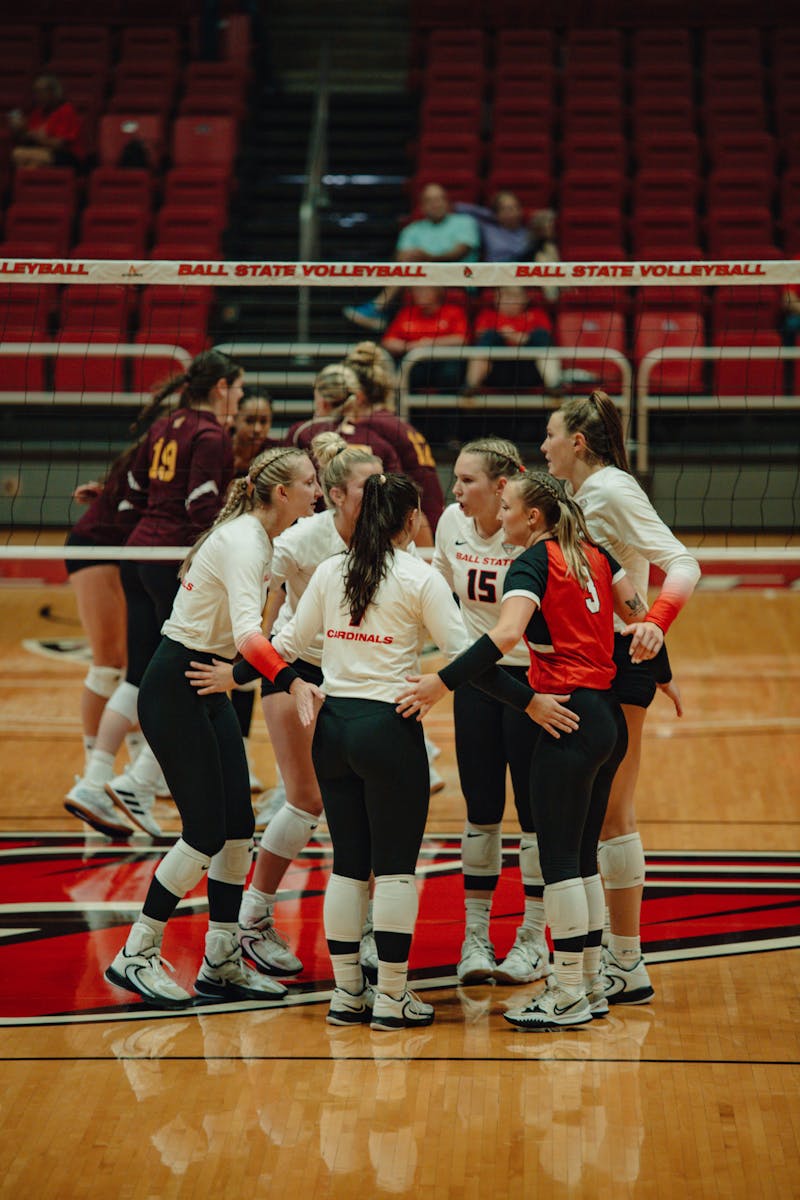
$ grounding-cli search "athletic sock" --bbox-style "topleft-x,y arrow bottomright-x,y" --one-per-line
84,749 -> 115,788
377,959 -> 408,1000
330,953 -> 364,994
609,933 -> 641,967
464,897 -> 491,935
240,886 -> 276,926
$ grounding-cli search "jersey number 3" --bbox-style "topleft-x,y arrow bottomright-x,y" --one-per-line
149,438 -> 178,483
584,578 -> 601,613
467,569 -> 497,603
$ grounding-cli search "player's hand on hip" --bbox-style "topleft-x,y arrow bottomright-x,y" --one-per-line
395,673 -> 448,721
291,679 -> 325,727
185,659 -> 235,695
620,619 -> 664,662
526,693 -> 579,738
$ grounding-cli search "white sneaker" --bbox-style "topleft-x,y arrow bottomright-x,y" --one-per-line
327,982 -> 375,1026
105,773 -> 162,838
240,915 -> 303,976
359,921 -> 378,981
105,921 -> 192,1009
457,926 -> 496,984
601,950 -> 655,1005
65,778 -> 133,839
253,784 -> 286,831
371,989 -> 435,1030
429,765 -> 445,795
503,979 -> 592,1030
493,927 -> 552,984
585,974 -> 610,1018
195,929 -> 288,1000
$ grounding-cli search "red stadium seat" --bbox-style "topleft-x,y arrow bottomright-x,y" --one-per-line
483,170 -> 551,209
0,284 -> 48,392
563,63 -> 624,104
560,170 -> 626,210
706,170 -> 773,212
713,331 -> 783,397
633,97 -> 695,138
172,117 -> 237,168
150,239 -> 222,262
54,331 -> 125,394
710,286 -> 782,338
631,170 -> 699,211
489,135 -> 552,175
109,64 -> 178,118
429,29 -> 485,55
88,168 -> 154,210
495,29 -> 554,62
178,90 -> 245,119
0,26 -> 42,73
99,115 -> 166,169
633,311 -> 706,394
420,93 -> 482,137
4,204 -> 72,257
560,207 -> 625,258
71,238 -> 145,260
632,28 -> 691,64
562,97 -> 624,137
60,286 -> 131,336
562,133 -> 627,173
493,72 -> 555,107
635,133 -> 700,174
417,132 -> 483,174
555,310 -> 627,389
707,131 -> 777,174
704,27 -> 762,65
410,170 -> 480,204
631,207 -> 700,257
155,205 -> 226,253
706,207 -> 775,257
80,205 -> 150,257
564,29 -> 623,65
424,61 -> 486,95
12,168 -> 78,215
632,64 -> 693,102
50,25 -> 111,69
119,25 -> 181,66
163,167 -> 231,209
704,97 -> 767,136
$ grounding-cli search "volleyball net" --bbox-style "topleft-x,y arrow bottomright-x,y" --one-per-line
0,254 -> 798,577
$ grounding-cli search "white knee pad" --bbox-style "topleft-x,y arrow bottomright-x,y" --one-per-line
155,838 -> 211,899
104,680 -> 140,723
84,664 -> 122,699
208,838 -> 252,887
519,834 -> 544,887
259,802 -> 318,860
544,878 -> 588,941
323,873 -> 370,944
598,833 -> 645,891
461,822 -> 502,879
582,873 -> 605,934
373,874 -> 418,936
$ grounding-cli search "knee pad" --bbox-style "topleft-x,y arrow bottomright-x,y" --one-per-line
461,822 -> 502,879
373,874 -> 418,936
519,835 -> 544,888
84,665 -> 122,699
208,838 -> 252,887
104,680 -> 140,724
544,877 -> 587,942
582,873 -> 605,933
598,833 -> 645,890
259,802 -> 318,861
323,873 -> 370,944
155,838 -> 211,899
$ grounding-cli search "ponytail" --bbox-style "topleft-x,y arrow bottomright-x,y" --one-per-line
131,350 -> 243,438
513,470 -> 596,584
344,472 -> 420,625
558,390 -> 631,473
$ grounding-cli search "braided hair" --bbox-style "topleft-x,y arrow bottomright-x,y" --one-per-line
311,431 -> 381,506
459,436 -> 525,480
512,469 -> 597,584
344,472 -> 420,625
178,445 -> 310,579
558,390 -> 631,473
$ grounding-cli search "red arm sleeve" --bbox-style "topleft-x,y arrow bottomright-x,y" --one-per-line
237,631 -> 298,692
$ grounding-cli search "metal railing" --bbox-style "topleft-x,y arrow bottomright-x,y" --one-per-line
297,44 -> 331,344
0,342 -> 192,405
636,347 -> 800,472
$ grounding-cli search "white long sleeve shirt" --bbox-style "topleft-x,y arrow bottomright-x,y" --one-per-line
571,467 -> 701,632
432,502 -> 530,668
162,513 -> 272,656
273,546 -> 469,703
270,510 -> 348,665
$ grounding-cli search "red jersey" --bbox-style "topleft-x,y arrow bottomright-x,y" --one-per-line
126,408 -> 233,548
383,302 -> 469,344
474,306 -> 552,338
72,459 -> 139,546
353,411 -> 444,531
28,102 -> 83,159
285,417 -> 402,474
503,538 -> 624,692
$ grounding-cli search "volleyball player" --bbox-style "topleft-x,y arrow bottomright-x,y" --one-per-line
272,473 -> 468,1029
64,350 -> 242,839
286,364 -> 403,475
432,437 -> 551,986
104,446 -> 324,1008
541,391 -> 699,1004
344,341 -> 445,542
397,470 -> 663,1029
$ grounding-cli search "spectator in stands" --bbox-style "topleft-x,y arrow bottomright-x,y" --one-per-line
9,75 -> 83,169
344,184 -> 480,333
382,286 -> 469,392
781,282 -> 800,346
529,208 -> 562,304
462,286 -> 560,396
455,191 -> 532,263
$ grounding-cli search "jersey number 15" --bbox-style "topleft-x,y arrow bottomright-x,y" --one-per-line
466,568 -> 497,603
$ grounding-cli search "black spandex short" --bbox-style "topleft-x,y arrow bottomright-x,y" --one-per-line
261,656 -> 323,698
612,633 -> 657,709
64,531 -> 120,576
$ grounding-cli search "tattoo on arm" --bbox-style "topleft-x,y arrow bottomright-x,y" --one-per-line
624,593 -> 647,616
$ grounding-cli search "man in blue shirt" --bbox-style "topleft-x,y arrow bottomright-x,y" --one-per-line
344,183 -> 480,332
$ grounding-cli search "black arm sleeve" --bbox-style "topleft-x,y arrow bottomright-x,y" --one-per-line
439,634 -> 504,691
472,666 -> 535,712
232,658 -> 262,686
647,641 -> 672,685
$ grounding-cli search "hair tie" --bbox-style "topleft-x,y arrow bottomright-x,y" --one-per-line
518,463 -> 526,474
246,477 -> 255,497
379,474 -> 387,484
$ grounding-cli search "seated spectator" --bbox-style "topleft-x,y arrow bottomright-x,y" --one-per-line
382,286 -> 469,391
462,286 -> 560,396
9,75 -> 83,169
529,208 -> 562,304
344,183 -> 480,332
455,191 -> 532,262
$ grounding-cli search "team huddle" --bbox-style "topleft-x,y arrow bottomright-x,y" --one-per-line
63,346 -> 699,1032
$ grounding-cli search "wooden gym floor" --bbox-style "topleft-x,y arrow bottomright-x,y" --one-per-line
0,571 -> 798,1199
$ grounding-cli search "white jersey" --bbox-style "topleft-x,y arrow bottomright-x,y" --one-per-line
432,503 -> 529,668
273,546 -> 469,703
571,466 -> 701,632
162,513 -> 271,657
270,510 -> 348,665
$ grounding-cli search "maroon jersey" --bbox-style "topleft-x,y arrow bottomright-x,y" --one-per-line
71,455 -> 139,545
285,416 -> 403,474
354,411 -> 444,532
126,408 -> 233,547
503,539 -> 624,692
